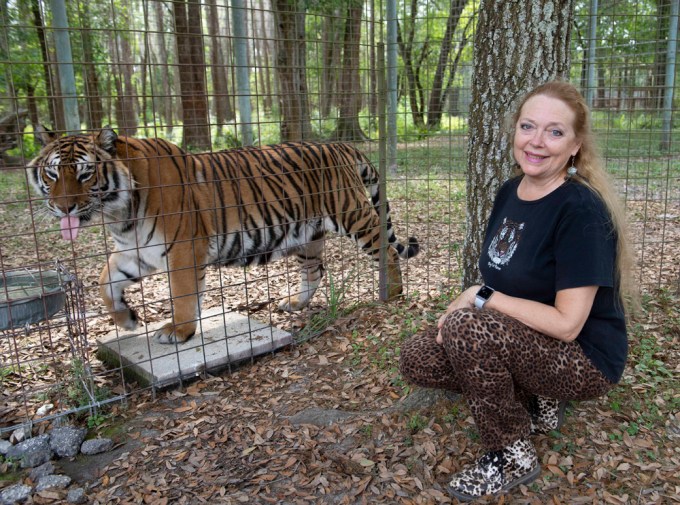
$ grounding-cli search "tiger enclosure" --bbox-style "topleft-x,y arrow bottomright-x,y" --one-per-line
0,0 -> 678,503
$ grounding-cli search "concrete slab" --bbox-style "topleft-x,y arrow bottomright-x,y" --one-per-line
96,307 -> 293,388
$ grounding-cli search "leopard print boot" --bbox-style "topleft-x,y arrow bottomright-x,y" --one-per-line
529,396 -> 568,435
447,438 -> 541,502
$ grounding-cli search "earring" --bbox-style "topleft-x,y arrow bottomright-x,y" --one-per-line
565,157 -> 578,179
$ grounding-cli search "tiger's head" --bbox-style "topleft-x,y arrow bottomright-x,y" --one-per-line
27,126 -> 133,241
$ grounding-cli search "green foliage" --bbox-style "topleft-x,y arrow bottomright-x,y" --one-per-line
406,413 -> 428,433
0,365 -> 22,385
604,288 -> 679,435
295,269 -> 357,343
57,358 -> 112,427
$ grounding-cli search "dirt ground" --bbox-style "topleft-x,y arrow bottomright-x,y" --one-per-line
56,289 -> 680,504
1,194 -> 679,504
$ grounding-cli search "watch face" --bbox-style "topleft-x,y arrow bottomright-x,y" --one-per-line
477,286 -> 494,300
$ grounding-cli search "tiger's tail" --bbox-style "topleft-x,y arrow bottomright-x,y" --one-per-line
352,147 -> 420,260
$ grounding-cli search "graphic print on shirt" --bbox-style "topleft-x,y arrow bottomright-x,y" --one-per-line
487,217 -> 525,270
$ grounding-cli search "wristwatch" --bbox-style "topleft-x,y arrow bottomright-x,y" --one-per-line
474,285 -> 495,309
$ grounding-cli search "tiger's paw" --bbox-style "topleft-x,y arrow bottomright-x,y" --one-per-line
154,323 -> 196,344
278,296 -> 311,312
112,307 -> 139,331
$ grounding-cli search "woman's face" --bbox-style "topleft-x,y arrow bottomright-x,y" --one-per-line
513,94 -> 582,183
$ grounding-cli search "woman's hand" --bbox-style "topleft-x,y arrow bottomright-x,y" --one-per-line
436,285 -> 480,344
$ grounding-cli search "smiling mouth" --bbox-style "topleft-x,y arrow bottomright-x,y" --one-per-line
525,152 -> 547,162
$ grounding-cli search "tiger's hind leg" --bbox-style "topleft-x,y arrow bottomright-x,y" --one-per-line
279,235 -> 325,312
342,212 -> 404,300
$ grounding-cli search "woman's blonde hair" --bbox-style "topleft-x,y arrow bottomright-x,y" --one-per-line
511,80 -> 638,312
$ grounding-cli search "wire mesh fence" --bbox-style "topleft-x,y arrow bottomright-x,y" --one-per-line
0,0 -> 678,435
0,261 -> 118,434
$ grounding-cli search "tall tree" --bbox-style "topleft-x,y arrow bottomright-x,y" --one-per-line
207,0 -> 234,125
333,1 -> 366,141
31,0 -> 64,130
110,29 -> 137,135
319,7 -> 343,118
462,0 -> 574,287
426,0 -> 467,129
152,0 -> 174,134
78,1 -> 103,130
173,0 -> 211,149
652,0 -> 672,109
396,0 -> 425,128
273,0 -> 313,141
0,0 -> 16,111
257,0 -> 274,114
398,0 -> 469,130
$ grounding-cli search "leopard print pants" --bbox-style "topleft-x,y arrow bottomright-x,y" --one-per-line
399,308 -> 615,451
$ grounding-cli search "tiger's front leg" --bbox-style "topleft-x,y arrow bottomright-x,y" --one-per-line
99,251 -> 152,331
154,243 -> 207,344
279,237 -> 325,312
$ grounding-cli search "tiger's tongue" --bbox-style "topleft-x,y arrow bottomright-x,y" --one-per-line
60,216 -> 80,241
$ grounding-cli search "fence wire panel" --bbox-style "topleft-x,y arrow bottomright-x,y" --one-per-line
0,261 -> 115,434
0,0 -> 678,430
573,1 -> 679,292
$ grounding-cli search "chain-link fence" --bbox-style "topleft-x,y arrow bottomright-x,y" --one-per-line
0,0 -> 677,433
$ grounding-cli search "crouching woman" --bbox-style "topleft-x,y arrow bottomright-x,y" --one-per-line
399,81 -> 636,501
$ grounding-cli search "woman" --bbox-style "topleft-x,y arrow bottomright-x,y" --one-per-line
399,81 -> 636,501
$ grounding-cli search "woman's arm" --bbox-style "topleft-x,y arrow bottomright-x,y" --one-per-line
437,285 -> 598,343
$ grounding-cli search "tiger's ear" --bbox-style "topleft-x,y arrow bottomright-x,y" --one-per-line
96,126 -> 118,155
34,125 -> 58,147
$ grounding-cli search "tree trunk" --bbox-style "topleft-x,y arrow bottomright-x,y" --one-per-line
397,0 -> 425,129
333,3 -> 366,141
652,0 -> 671,109
26,84 -> 40,127
273,0 -> 313,141
368,0 -> 377,118
320,10 -> 342,118
79,3 -> 104,130
0,0 -> 16,111
426,0 -> 467,129
258,0 -> 273,114
173,0 -> 211,150
141,37 -> 149,128
152,1 -> 174,134
112,30 -> 138,136
31,0 -> 63,130
462,0 -> 574,287
442,16 -> 472,112
208,0 -> 233,125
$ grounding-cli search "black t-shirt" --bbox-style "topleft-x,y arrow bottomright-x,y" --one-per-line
479,177 -> 627,383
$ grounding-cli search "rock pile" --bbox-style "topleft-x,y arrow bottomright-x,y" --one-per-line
0,426 -> 114,505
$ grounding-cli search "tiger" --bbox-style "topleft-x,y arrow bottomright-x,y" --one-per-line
27,127 -> 419,344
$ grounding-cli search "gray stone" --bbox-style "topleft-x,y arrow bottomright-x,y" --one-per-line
0,484 -> 33,505
80,438 -> 114,455
35,474 -> 72,492
67,488 -> 87,504
50,426 -> 87,458
389,388 -> 448,413
0,440 -> 11,455
29,461 -> 56,481
97,307 -> 292,388
5,435 -> 53,468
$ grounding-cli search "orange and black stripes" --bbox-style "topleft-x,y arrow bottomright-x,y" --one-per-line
27,128 -> 419,343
